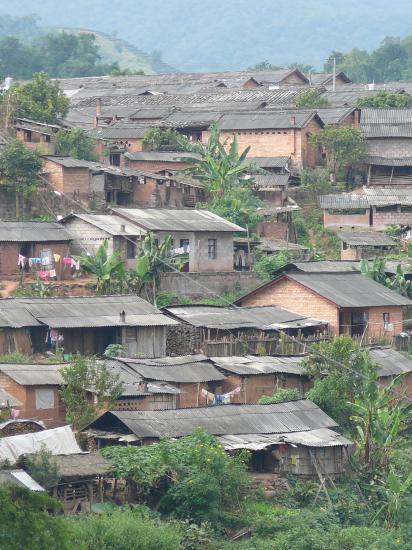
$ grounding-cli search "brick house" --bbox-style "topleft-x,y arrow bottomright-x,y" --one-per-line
236,272 -> 411,339
336,230 -> 397,260
124,151 -> 194,173
14,118 -> 60,154
111,207 -> 245,272
0,221 -> 72,279
0,363 -> 66,427
216,111 -> 323,172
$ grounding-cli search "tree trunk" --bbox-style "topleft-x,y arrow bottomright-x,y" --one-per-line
15,188 -> 19,220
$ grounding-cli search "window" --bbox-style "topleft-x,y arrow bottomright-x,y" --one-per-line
35,388 -> 55,410
126,238 -> 136,259
383,312 -> 390,330
180,238 -> 190,252
110,153 -> 121,167
208,238 -> 217,259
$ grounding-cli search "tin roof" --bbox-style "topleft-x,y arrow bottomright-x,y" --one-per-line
253,174 -> 290,188
0,363 -> 64,386
62,213 -> 146,237
218,111 -> 320,131
211,355 -> 305,376
163,304 -> 324,330
249,156 -> 290,168
369,346 -> 412,377
360,108 -> 412,124
85,399 -> 338,439
0,222 -> 72,243
111,208 -> 245,232
0,388 -> 22,407
319,194 -> 369,209
0,296 -> 178,329
366,155 -> 412,167
336,230 -> 396,247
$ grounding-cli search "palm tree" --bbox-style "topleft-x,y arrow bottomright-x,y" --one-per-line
136,234 -> 173,306
179,125 -> 254,197
77,240 -> 125,295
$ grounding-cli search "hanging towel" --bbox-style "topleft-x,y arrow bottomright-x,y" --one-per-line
230,386 -> 241,396
63,257 -> 73,265
73,260 -> 80,270
53,254 -> 61,263
17,254 -> 26,268
39,271 -> 50,281
29,257 -> 41,265
49,269 -> 56,278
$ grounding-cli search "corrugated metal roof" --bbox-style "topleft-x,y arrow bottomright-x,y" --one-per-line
291,261 -> 361,273
163,304 -> 323,330
125,151 -> 195,162
316,107 -> 355,125
336,231 -> 396,246
0,388 -> 22,407
249,156 -> 290,168
319,194 -> 369,209
92,124 -> 149,139
218,428 -> 352,450
63,214 -> 146,236
287,272 -> 412,307
160,110 -> 221,128
0,222 -> 72,242
86,399 -> 337,439
111,208 -> 245,232
366,156 -> 412,167
361,123 -> 412,138
364,187 -> 412,206
117,356 -> 226,383
0,470 -> 44,491
253,174 -> 290,188
211,355 -> 305,376
361,108 -> 412,124
0,296 -> 177,328
369,346 -> 412,377
0,363 -> 64,385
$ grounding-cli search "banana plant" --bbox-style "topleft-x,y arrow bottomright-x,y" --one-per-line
375,469 -> 412,526
135,234 -> 173,306
76,239 -> 125,295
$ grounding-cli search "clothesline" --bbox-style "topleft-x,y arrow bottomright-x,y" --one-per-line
200,386 -> 241,405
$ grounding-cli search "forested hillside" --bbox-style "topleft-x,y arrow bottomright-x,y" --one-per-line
4,0 -> 412,71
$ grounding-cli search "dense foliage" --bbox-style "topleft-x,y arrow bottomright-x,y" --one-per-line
60,354 -> 123,428
295,89 -> 329,108
77,239 -> 126,295
254,251 -> 292,280
102,429 -> 250,523
357,90 -> 412,108
258,388 -> 301,404
55,128 -> 98,161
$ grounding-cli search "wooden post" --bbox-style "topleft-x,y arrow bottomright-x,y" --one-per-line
196,382 -> 200,407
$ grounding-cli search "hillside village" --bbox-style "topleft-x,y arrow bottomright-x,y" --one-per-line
1,63 -> 412,548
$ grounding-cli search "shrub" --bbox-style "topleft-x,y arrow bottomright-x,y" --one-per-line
258,388 -> 301,404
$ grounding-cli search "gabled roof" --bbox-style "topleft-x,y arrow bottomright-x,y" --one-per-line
316,107 -> 356,125
111,207 -> 245,232
252,174 -> 290,188
211,355 -> 305,376
249,156 -> 290,169
0,222 -> 72,243
84,399 -> 338,439
124,151 -> 195,162
62,213 -> 146,237
236,272 -> 412,308
319,194 -> 369,209
370,346 -> 412,377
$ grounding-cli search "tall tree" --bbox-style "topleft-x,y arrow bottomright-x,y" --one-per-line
8,72 -> 69,123
60,355 -> 123,429
0,139 -> 41,219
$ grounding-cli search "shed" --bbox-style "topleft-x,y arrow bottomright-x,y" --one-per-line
336,230 -> 397,260
84,400 -> 353,478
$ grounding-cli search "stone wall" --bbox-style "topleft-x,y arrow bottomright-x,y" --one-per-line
166,324 -> 201,355
159,271 -> 262,299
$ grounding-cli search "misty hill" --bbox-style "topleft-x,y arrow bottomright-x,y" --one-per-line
4,0 -> 412,72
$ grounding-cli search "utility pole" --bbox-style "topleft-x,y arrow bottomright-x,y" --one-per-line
332,56 -> 336,92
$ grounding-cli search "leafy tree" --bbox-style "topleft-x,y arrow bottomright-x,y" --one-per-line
102,429 -> 250,523
25,445 -> 60,489
304,336 -> 377,431
357,90 -> 412,108
55,128 -> 98,160
360,257 -> 387,284
0,486 -> 70,550
180,125 -> 252,196
60,354 -> 123,429
248,61 -> 282,71
300,167 -> 333,202
375,469 -> 412,526
258,388 -> 301,404
77,239 -> 126,295
288,62 -> 314,72
0,138 -> 41,219
8,72 -> 69,123
361,257 -> 412,298
324,51 -> 345,72
295,89 -> 330,108
142,127 -> 185,151
254,251 -> 292,280
136,234 -> 174,306
0,36 -> 39,80
310,125 -> 367,184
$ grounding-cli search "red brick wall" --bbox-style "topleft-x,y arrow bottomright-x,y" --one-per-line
324,210 -> 370,228
126,159 -> 190,173
239,276 -> 340,334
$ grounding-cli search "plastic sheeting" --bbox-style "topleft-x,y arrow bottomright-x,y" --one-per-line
0,425 -> 82,464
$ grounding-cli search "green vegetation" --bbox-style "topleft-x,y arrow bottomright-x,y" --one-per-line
55,128 -> 98,161
60,354 -> 123,428
310,125 -> 368,184
327,35 -> 412,83
25,446 -> 60,490
143,128 -> 185,151
4,72 -> 69,124
258,388 -> 301,404
0,138 -> 42,219
295,89 -> 330,108
361,257 -> 412,298
254,251 -> 292,280
77,239 -> 126,295
357,90 -> 412,108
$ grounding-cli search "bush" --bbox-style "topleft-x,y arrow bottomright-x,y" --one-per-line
258,388 -> 301,404
69,508 -> 183,550
254,251 -> 291,280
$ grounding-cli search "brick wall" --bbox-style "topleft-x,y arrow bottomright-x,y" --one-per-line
126,159 -> 190,173
42,160 -> 91,199
239,276 -> 340,334
373,206 -> 412,230
323,210 -> 370,228
62,218 -> 114,255
256,220 -> 289,239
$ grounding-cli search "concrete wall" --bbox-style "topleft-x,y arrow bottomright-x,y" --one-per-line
62,217 -> 115,256
373,206 -> 412,230
160,271 -> 262,298
323,210 -> 370,228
